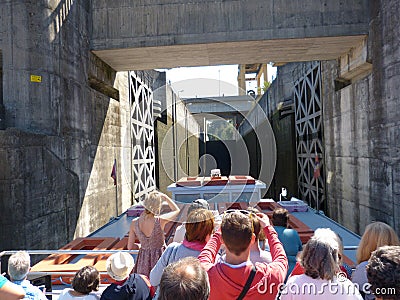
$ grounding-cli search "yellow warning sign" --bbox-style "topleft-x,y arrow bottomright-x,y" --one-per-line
30,75 -> 42,82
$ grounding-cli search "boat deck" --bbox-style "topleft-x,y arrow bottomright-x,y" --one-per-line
25,198 -> 360,299
291,207 -> 360,263
88,199 -> 361,262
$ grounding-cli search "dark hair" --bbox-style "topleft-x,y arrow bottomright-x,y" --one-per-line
367,245 -> 400,299
72,266 -> 100,294
159,257 -> 209,300
221,211 -> 253,256
272,208 -> 289,227
185,209 -> 214,242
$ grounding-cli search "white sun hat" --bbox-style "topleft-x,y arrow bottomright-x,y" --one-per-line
106,252 -> 135,281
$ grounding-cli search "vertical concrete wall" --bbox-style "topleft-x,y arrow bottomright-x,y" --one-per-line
0,1 -> 134,250
0,129 -> 79,249
322,0 -> 400,235
156,86 -> 200,195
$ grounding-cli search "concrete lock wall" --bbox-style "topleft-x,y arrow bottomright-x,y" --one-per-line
322,0 -> 400,236
0,1 -> 133,250
242,63 -> 305,200
156,86 -> 200,195
0,1 -> 199,251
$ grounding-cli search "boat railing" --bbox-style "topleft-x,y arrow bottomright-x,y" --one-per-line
0,249 -> 140,297
0,249 -> 139,274
0,249 -> 139,256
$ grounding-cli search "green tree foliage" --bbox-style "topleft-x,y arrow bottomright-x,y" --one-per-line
207,119 -> 235,141
257,81 -> 271,95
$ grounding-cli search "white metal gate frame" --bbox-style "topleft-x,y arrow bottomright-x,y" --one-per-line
129,71 -> 156,202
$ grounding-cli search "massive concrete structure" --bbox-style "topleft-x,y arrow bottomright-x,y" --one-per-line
322,0 -> 400,235
242,2 -> 400,236
0,1 -> 197,251
91,0 -> 369,70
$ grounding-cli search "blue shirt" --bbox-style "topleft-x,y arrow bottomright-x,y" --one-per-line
0,274 -> 8,288
13,279 -> 47,300
274,226 -> 303,277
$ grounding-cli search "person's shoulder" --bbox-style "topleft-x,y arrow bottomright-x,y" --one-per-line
357,261 -> 368,267
286,273 -> 308,284
352,261 -> 368,275
100,284 -> 115,299
205,263 -> 221,277
128,274 -> 153,294
0,274 -> 8,288
167,242 -> 181,248
162,242 -> 180,256
283,228 -> 298,235
337,277 -> 357,286
24,281 -> 45,293
26,284 -> 49,300
58,288 -> 72,297
335,277 -> 363,297
87,293 -> 101,300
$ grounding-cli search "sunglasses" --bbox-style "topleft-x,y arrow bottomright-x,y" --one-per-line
223,209 -> 257,219
225,209 -> 251,214
192,199 -> 210,209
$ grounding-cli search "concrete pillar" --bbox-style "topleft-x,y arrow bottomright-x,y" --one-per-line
238,65 -> 246,95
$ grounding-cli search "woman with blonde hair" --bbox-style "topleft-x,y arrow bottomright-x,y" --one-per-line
127,191 -> 180,277
352,222 -> 399,300
149,208 -> 215,287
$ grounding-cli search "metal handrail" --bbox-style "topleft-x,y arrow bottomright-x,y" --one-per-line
0,246 -> 358,256
0,250 -> 139,273
0,249 -> 139,257
28,271 -> 111,276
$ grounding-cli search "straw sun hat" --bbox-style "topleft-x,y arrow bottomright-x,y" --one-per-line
106,252 -> 135,281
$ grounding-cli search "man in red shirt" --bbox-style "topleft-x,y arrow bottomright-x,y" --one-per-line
198,210 -> 288,300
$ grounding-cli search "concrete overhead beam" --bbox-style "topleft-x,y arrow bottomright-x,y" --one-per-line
93,36 -> 367,71
91,0 -> 369,70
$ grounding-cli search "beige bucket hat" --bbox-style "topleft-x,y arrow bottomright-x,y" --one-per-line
106,252 -> 135,281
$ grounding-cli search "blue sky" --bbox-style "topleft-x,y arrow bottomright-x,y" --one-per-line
159,64 -> 276,98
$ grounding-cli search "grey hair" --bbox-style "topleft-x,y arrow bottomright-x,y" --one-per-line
314,228 -> 344,262
8,251 -> 31,281
300,233 -> 339,280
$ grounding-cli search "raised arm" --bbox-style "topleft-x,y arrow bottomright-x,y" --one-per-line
127,218 -> 139,250
198,230 -> 222,271
159,192 -> 180,230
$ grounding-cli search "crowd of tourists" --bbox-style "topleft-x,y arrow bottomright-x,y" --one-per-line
1,191 -> 399,300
